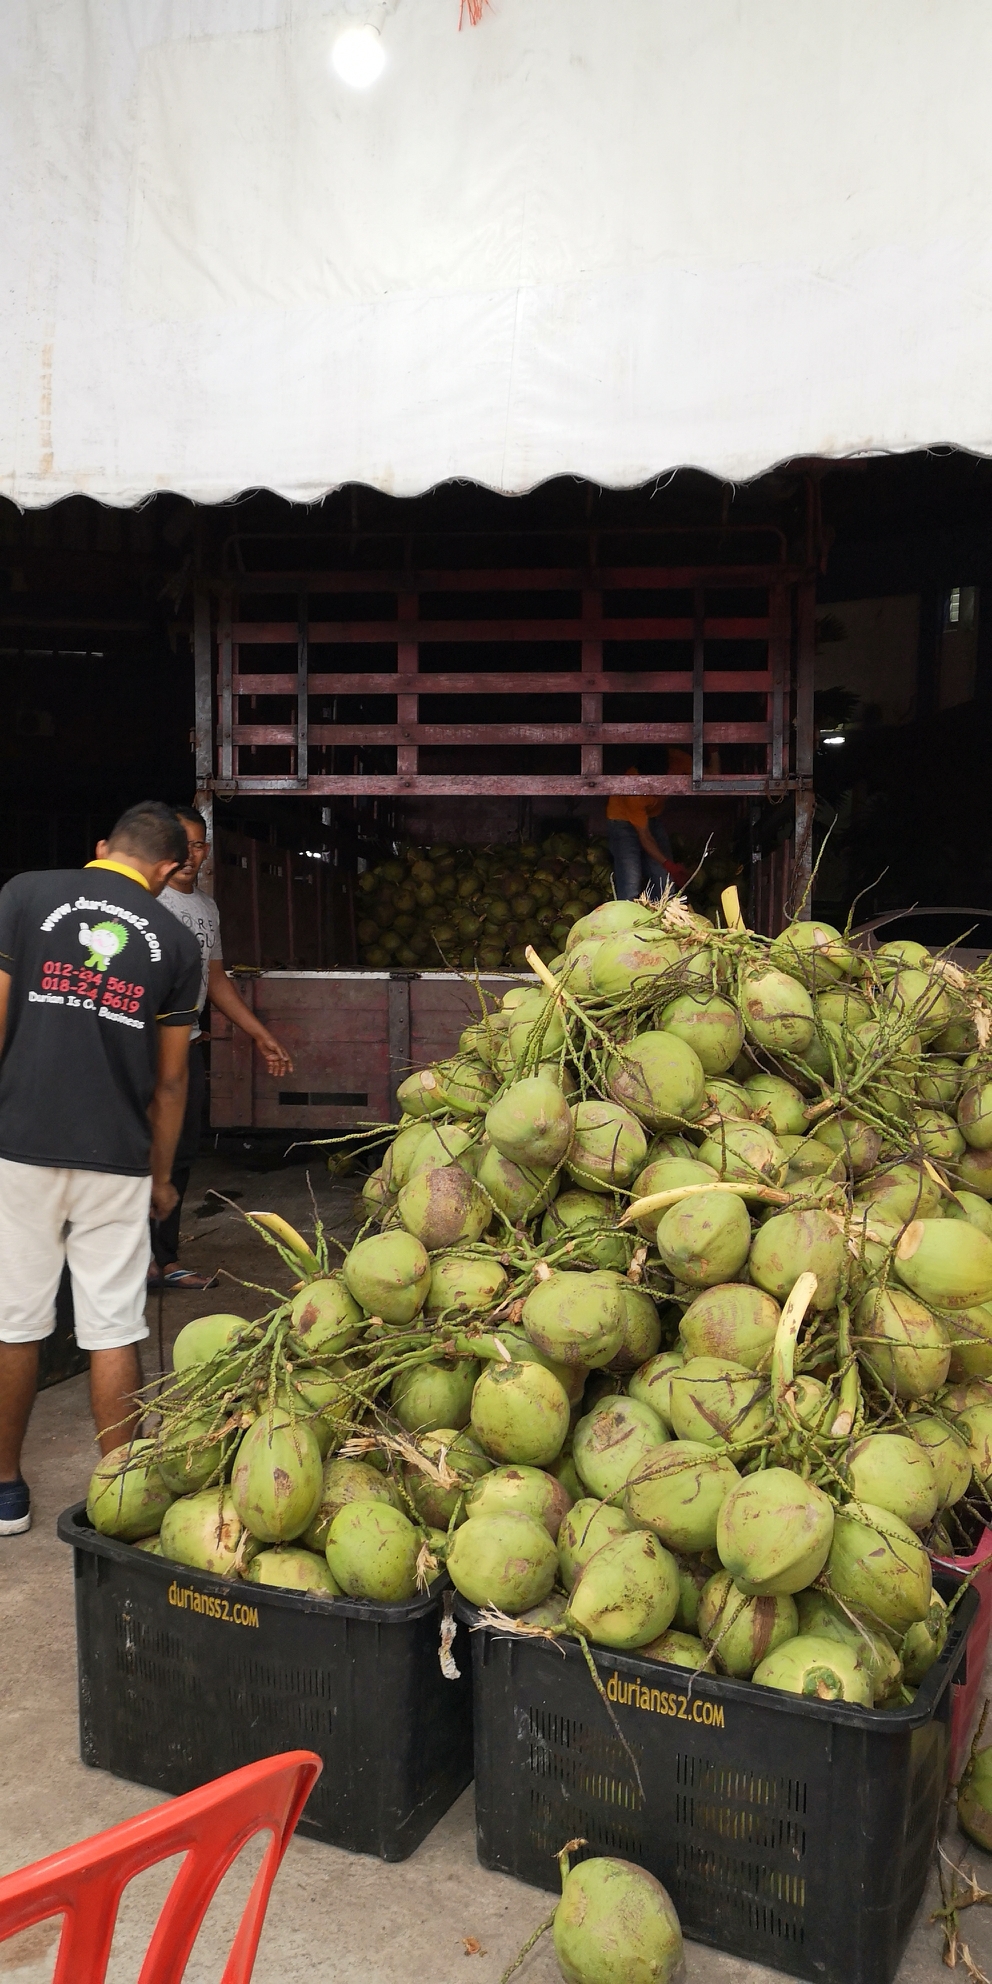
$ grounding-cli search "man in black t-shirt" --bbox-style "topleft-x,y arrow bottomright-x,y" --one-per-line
0,802 -> 202,1536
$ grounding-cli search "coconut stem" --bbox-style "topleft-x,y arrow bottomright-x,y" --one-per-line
770,1272 -> 819,1431
499,1909 -> 558,1984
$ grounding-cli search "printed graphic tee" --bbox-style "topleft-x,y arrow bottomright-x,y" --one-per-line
0,864 -> 202,1175
158,885 -> 223,1040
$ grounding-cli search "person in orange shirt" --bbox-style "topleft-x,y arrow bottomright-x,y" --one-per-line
606,763 -> 691,899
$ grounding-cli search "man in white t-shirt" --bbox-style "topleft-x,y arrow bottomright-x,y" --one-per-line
150,804 -> 293,1288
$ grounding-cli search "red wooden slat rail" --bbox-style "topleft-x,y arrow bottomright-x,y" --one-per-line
232,671 -> 773,695
202,554 -> 810,798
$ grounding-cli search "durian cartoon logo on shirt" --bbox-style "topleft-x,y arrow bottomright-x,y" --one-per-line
78,920 -> 129,970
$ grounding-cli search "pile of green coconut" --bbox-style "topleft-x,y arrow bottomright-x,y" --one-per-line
355,831 -> 612,971
88,888 -> 992,1710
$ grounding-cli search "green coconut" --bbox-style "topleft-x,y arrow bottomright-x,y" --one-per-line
856,1160 -> 942,1223
446,1510 -> 557,1613
959,1074 -> 992,1150
591,930 -> 683,999
740,968 -> 815,1056
288,1278 -> 363,1354
471,1327 -> 586,1404
566,1102 -> 648,1193
391,1356 -> 480,1434
540,1189 -> 634,1270
795,1589 -> 903,1703
954,1147 -> 992,1199
470,1359 -> 570,1465
945,1193 -> 992,1242
658,991 -> 744,1077
383,1118 -> 435,1188
400,1429 -> 492,1530
567,900 -> 655,947
553,1857 -> 685,1984
951,1400 -> 992,1481
945,1300 -> 992,1380
697,1571 -> 798,1678
610,1284 -> 664,1372
172,1313 -> 252,1373
134,1535 -> 162,1555
522,1268 -> 627,1369
673,1557 -> 711,1633
87,1441 -> 174,1542
505,995 -> 567,1067
628,1158 -> 719,1240
485,1074 -> 574,1168
901,1593 -> 948,1685
246,1546 -> 341,1596
785,1140 -> 843,1183
403,1123 -> 476,1177
743,1074 -> 808,1137
915,1109 -> 967,1165
883,968 -> 952,1041
159,1489 -> 259,1577
304,1456 -> 402,1554
556,938 -> 605,998
874,938 -> 933,976
624,1441 -> 739,1553
397,1162 -> 492,1251
230,1411 -> 323,1545
844,1434 -> 939,1531
433,1057 -> 499,1117
362,1167 -> 393,1216
565,1528 -> 680,1650
572,1398 -> 669,1501
895,1218 -> 992,1311
856,1286 -> 950,1398
517,1591 -> 571,1629
343,1230 -> 431,1324
668,1357 -> 769,1448
769,918 -> 857,987
465,1463 -> 573,1539
716,1467 -> 834,1595
811,1112 -> 882,1177
696,1121 -> 785,1188
558,1499 -> 635,1592
606,1032 -> 707,1133
325,1501 -> 422,1602
748,1209 -> 847,1312
917,1057 -> 964,1110
638,1628 -> 710,1671
906,1414 -> 973,1509
478,1145 -> 560,1220
158,1418 -> 235,1498
655,1191 -> 752,1288
395,1067 -> 449,1118
679,1283 -> 781,1371
424,1254 -> 508,1316
752,1634 -> 872,1706
814,987 -> 874,1035
826,1501 -> 932,1632
628,1351 -> 684,1428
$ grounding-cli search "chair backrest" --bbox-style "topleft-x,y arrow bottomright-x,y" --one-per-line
0,1749 -> 321,1984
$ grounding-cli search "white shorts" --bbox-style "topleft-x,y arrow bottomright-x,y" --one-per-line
0,1157 -> 151,1351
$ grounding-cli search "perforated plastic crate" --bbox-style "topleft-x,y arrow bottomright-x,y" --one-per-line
58,1503 -> 473,1861
459,1579 -> 976,1984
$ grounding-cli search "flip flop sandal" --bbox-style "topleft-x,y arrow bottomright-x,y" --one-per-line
160,1268 -> 218,1290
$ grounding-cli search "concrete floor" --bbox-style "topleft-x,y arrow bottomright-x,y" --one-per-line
3,1148 -> 992,1983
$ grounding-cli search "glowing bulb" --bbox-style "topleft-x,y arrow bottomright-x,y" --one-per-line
332,24 -> 386,88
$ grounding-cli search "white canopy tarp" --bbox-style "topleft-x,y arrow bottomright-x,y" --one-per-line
4,0 -> 992,507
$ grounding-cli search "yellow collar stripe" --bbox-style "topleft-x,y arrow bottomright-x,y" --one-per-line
85,859 -> 150,893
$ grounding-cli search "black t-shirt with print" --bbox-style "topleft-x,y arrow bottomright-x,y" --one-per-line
0,867 -> 202,1175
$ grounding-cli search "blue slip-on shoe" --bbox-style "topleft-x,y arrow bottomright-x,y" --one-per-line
0,1478 -> 31,1535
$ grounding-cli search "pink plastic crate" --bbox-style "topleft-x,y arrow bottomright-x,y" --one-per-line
932,1521 -> 992,1778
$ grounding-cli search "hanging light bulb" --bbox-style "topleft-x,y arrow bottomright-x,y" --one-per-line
331,23 -> 386,88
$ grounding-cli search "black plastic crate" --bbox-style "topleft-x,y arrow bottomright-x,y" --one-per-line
460,1578 -> 976,1984
58,1504 -> 473,1860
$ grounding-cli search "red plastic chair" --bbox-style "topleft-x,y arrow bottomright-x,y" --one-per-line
0,1750 -> 321,1984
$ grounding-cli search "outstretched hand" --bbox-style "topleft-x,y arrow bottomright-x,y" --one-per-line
256,1030 -> 294,1078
